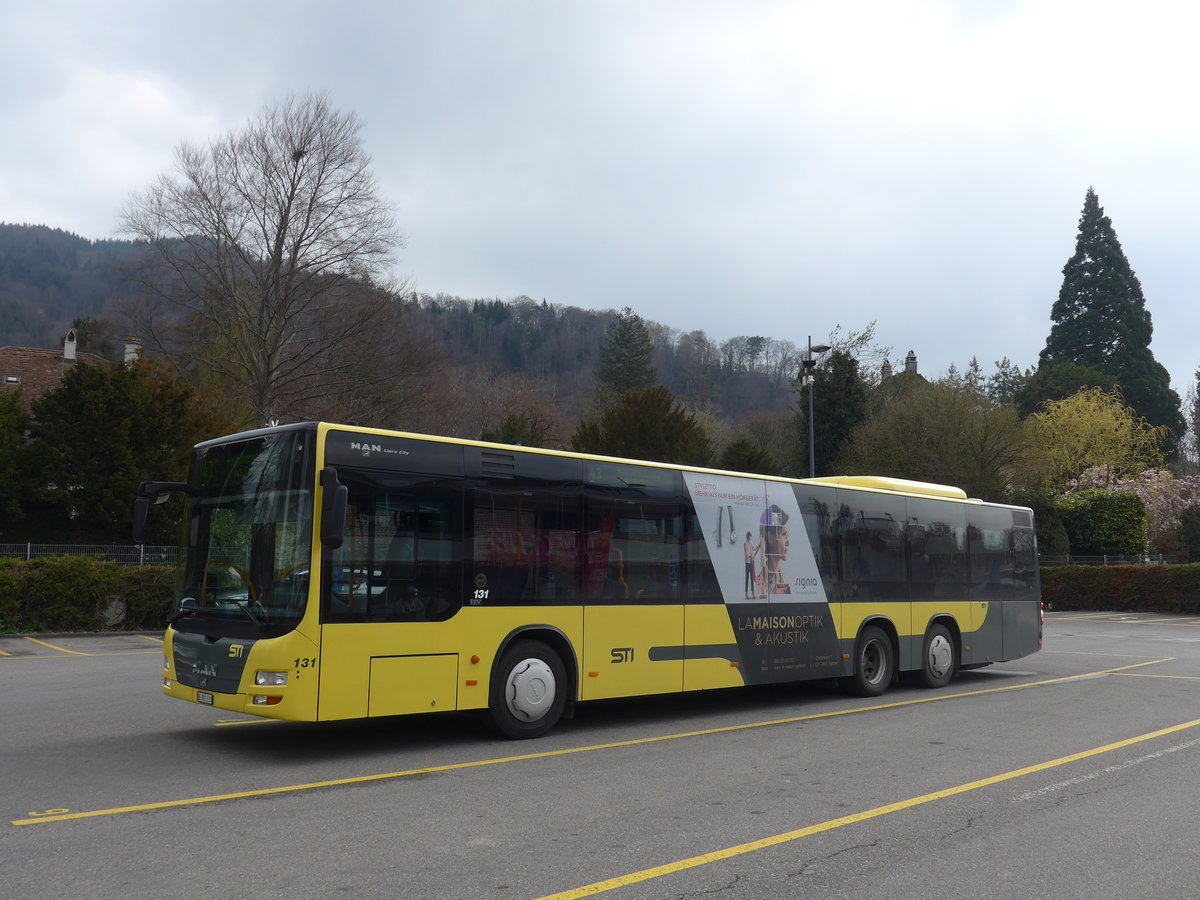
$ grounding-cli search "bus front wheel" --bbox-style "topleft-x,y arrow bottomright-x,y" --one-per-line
917,623 -> 957,688
846,626 -> 893,697
488,640 -> 567,739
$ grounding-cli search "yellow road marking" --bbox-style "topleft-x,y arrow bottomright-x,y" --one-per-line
0,647 -> 10,656
9,659 -> 1170,827
135,634 -> 164,644
536,716 -> 1200,899
1114,672 -> 1200,681
1045,649 -> 1167,658
21,637 -> 91,656
1048,612 -> 1200,626
0,650 -> 159,660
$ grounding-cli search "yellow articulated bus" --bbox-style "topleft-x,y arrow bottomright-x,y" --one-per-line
136,422 -> 1042,739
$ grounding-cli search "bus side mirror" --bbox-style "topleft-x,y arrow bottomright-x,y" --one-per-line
321,467 -> 348,549
133,481 -> 195,544
132,496 -> 150,544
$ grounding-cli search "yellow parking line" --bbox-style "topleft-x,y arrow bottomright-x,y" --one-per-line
1045,649 -> 1165,659
9,659 -> 1170,827
537,716 -> 1200,899
1049,612 -> 1200,627
135,634 -> 164,644
22,637 -> 91,656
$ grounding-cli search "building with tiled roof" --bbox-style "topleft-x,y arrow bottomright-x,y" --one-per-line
0,330 -> 134,410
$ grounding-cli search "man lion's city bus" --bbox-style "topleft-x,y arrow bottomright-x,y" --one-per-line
136,422 -> 1042,739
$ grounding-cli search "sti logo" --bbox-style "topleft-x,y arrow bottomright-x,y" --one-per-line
350,441 -> 383,454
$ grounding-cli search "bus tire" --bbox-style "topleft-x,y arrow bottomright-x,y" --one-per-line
488,640 -> 567,739
917,623 -> 957,688
846,626 -> 893,697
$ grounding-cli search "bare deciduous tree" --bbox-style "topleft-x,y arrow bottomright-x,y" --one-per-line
120,93 -> 405,426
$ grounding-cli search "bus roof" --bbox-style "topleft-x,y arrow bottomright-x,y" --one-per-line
804,475 -> 970,500
202,421 -> 981,504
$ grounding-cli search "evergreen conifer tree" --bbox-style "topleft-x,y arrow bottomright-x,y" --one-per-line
595,307 -> 657,398
0,391 -> 27,537
23,360 -> 229,543
1037,188 -> 1183,446
570,386 -> 713,466
717,438 -> 780,476
792,349 -> 868,477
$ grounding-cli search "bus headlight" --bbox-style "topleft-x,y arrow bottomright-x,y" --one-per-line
255,671 -> 289,686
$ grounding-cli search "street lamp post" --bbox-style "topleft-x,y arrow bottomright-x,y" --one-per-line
802,336 -> 832,478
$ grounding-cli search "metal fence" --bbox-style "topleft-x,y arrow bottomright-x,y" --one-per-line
0,544 -> 1183,569
1038,554 -> 1178,567
0,544 -> 178,566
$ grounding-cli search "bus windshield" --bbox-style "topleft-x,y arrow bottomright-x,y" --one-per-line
173,429 -> 314,639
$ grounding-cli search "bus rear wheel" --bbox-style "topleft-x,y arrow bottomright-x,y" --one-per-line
488,640 -> 567,739
917,623 -> 957,688
846,626 -> 893,697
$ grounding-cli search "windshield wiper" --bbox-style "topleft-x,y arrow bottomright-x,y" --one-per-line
168,599 -> 202,625
233,600 -> 271,631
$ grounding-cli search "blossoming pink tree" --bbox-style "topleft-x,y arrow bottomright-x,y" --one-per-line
1066,467 -> 1200,551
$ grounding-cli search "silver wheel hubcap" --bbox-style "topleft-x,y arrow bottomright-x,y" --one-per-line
505,657 -> 556,722
927,634 -> 953,679
862,641 -> 886,685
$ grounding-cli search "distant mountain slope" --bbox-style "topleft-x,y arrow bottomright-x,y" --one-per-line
0,223 -> 797,424
0,223 -> 137,348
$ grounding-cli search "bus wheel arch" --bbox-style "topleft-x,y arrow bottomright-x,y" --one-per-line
487,630 -> 574,739
844,621 -> 896,697
916,619 -> 958,689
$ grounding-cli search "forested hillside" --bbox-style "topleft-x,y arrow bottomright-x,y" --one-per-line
7,187 -> 1198,558
410,294 -> 803,420
0,224 -> 805,429
0,224 -> 140,349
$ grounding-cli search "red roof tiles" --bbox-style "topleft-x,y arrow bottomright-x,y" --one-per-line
0,345 -> 108,409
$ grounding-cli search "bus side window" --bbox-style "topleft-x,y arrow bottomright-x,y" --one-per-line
470,487 -> 580,605
324,473 -> 463,623
907,497 -> 967,602
968,506 -> 1015,601
794,485 -> 839,594
387,510 -> 415,565
838,490 -> 907,604
1012,525 -> 1038,593
583,501 -> 683,604
683,509 -> 722,603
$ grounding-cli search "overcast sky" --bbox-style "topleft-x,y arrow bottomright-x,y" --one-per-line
4,0 -> 1199,394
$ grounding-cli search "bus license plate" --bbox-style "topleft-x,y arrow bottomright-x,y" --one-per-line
196,691 -> 214,705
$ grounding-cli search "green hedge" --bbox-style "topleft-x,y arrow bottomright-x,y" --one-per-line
4,556 -> 1198,632
1042,563 -> 1200,614
0,557 -> 174,633
1056,490 -> 1148,556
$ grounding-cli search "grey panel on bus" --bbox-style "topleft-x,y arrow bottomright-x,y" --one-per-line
325,431 -> 464,475
173,632 -> 253,694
